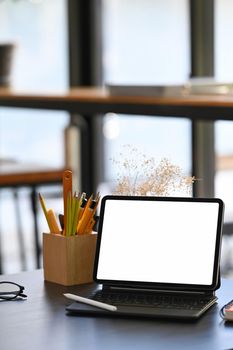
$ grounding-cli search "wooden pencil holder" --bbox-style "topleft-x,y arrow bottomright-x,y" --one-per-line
43,232 -> 97,286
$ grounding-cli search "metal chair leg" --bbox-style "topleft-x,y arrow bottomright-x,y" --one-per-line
0,228 -> 3,274
13,189 -> 27,271
30,187 -> 40,269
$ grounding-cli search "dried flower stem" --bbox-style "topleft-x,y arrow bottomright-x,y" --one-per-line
111,145 -> 195,196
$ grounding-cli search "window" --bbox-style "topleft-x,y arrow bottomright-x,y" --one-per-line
0,0 -> 68,273
215,0 -> 233,223
214,0 -> 233,276
0,0 -> 69,165
101,0 -> 192,193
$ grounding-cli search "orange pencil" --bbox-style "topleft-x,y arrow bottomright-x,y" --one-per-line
84,195 -> 100,233
77,192 -> 87,222
77,194 -> 93,234
77,194 -> 100,234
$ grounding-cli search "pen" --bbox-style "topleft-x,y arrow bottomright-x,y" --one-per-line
58,214 -> 64,230
63,293 -> 117,312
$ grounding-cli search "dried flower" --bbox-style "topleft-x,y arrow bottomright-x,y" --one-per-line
111,145 -> 195,196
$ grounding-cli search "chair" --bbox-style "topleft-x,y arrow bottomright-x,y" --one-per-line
0,159 -> 66,273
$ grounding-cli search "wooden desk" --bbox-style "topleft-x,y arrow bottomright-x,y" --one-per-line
1,87 -> 233,118
1,87 -> 233,195
1,269 -> 233,350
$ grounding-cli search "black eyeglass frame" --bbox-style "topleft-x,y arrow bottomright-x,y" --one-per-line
0,281 -> 27,300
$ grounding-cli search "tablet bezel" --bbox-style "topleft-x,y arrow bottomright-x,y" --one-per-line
93,195 -> 224,292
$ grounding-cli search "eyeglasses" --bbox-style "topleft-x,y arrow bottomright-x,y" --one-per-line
0,281 -> 27,300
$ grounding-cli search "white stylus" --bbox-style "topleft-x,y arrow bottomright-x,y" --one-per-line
63,293 -> 117,312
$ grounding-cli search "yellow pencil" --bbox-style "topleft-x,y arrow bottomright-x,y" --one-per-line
39,193 -> 48,219
47,209 -> 60,234
38,193 -> 54,233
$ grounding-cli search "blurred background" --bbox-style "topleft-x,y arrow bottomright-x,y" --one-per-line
1,0 -> 233,277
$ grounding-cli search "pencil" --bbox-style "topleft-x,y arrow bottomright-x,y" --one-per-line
63,170 -> 73,235
66,191 -> 72,236
71,192 -> 81,235
83,195 -> 100,234
77,192 -> 87,223
77,194 -> 100,234
47,209 -> 60,234
38,193 -> 54,233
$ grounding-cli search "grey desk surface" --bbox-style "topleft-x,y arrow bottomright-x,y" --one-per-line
1,269 -> 233,350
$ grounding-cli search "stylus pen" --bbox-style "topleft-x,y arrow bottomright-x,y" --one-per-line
63,293 -> 117,312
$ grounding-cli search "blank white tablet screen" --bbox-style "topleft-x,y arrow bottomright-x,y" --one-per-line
96,199 -> 220,285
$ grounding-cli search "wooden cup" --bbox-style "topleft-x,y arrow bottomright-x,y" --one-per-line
43,232 -> 97,286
